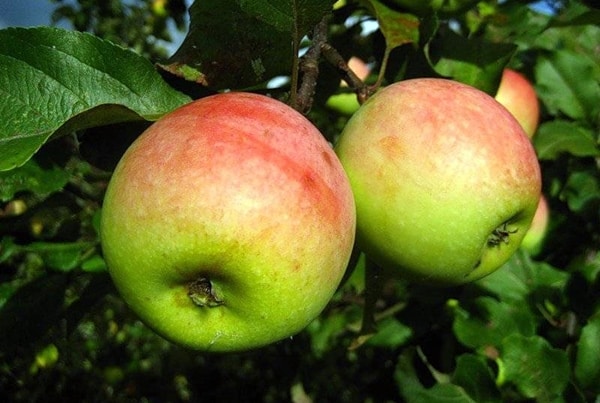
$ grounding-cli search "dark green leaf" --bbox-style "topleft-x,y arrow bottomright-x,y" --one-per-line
452,296 -> 536,350
395,349 -> 477,403
0,26 -> 191,171
474,251 -> 569,303
161,0 -> 333,89
425,30 -> 516,94
550,2 -> 600,27
562,170 -> 600,213
534,120 -> 600,160
451,354 -> 502,403
0,158 -> 70,202
0,274 -> 68,357
574,312 -> 600,393
23,241 -> 97,272
535,50 -> 600,123
498,334 -> 570,401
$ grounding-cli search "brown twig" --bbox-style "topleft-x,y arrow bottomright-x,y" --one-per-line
320,43 -> 373,104
293,17 -> 329,114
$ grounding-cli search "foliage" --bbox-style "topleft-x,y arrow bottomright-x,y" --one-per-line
1,0 -> 599,401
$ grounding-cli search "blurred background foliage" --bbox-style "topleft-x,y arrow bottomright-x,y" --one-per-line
1,0 -> 599,401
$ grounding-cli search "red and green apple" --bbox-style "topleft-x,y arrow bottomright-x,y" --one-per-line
100,92 -> 356,351
335,78 -> 542,285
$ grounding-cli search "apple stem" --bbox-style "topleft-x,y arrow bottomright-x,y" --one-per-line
293,16 -> 376,114
187,277 -> 223,308
320,43 -> 373,105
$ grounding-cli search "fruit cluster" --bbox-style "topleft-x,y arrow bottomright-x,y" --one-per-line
100,73 -> 543,352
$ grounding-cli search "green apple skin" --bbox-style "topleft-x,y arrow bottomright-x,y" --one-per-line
520,195 -> 549,255
495,69 -> 540,138
100,92 -> 356,352
334,78 -> 542,285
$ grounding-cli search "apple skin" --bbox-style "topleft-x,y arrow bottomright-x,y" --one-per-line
495,69 -> 540,138
100,92 -> 356,352
334,78 -> 542,285
520,195 -> 549,255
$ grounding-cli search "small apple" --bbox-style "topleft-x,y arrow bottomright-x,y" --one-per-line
326,57 -> 370,115
495,69 -> 540,138
100,92 -> 356,352
334,78 -> 541,285
520,195 -> 549,255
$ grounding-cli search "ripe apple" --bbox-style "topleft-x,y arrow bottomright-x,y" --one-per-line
100,92 -> 356,352
334,78 -> 542,285
495,69 -> 540,138
326,57 -> 370,115
520,195 -> 549,255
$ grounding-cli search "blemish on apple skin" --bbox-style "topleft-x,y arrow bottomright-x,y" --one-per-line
321,151 -> 334,167
187,277 -> 224,307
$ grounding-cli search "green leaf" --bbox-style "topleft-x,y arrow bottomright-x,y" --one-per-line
535,50 -> 600,123
365,0 -> 420,50
574,312 -> 600,393
424,30 -> 516,94
0,158 -> 70,202
395,349 -> 477,403
23,242 -> 97,272
498,334 -> 570,401
161,0 -> 333,89
451,354 -> 502,403
366,317 -> 412,348
0,26 -> 191,171
474,250 -> 569,303
452,296 -> 536,350
534,120 -> 600,160
562,170 -> 600,213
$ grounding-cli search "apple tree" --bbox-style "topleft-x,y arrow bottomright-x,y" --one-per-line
1,0 -> 599,401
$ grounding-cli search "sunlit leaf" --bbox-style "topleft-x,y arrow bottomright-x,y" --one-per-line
0,26 -> 191,171
535,49 -> 600,123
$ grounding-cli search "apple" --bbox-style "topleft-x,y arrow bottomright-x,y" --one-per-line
334,78 -> 542,285
326,57 -> 370,115
100,92 -> 356,352
520,195 -> 549,255
495,69 -> 540,138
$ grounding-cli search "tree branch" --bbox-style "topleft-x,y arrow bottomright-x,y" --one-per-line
293,16 -> 329,114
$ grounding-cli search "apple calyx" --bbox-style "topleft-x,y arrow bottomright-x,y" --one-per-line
487,223 -> 518,247
187,277 -> 223,308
